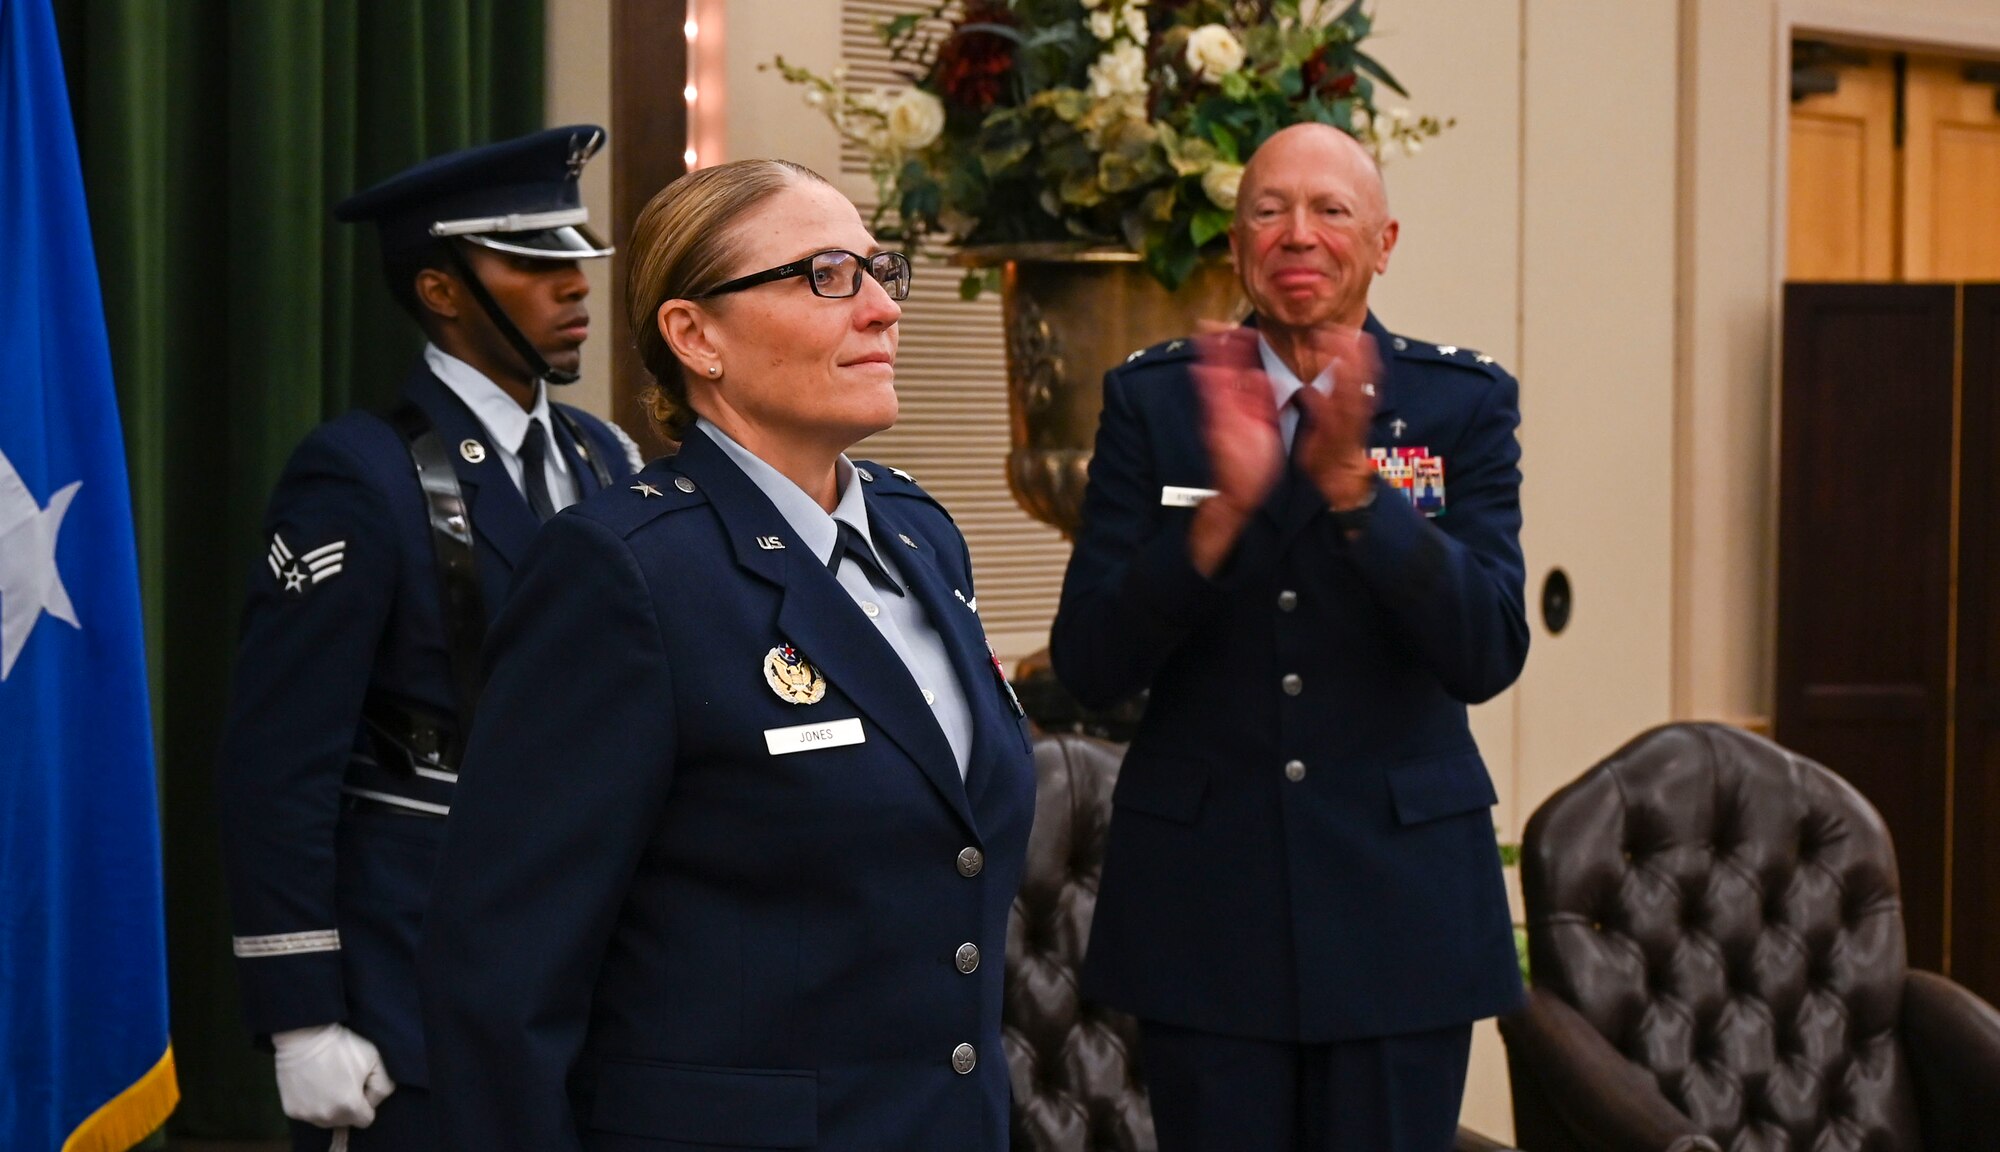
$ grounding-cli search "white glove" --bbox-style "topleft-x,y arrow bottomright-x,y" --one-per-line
272,1023 -> 397,1129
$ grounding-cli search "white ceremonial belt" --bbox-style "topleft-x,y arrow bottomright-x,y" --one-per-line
340,785 -> 451,816
233,929 -> 342,958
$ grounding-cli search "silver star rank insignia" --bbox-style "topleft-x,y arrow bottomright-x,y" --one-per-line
632,482 -> 663,498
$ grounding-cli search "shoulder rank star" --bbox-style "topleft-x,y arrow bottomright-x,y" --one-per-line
632,481 -> 663,498
764,643 -> 827,705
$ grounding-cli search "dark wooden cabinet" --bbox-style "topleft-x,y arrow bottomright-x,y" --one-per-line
1778,283 -> 2000,996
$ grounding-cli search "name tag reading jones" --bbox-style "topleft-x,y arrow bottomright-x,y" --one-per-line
1160,486 -> 1219,508
764,717 -> 867,756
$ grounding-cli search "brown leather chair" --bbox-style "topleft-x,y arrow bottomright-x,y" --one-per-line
1500,723 -> 2000,1151
1006,731 -> 1518,1151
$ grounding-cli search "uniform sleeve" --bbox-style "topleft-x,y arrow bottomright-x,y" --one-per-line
421,511 -> 678,1152
1050,367 -> 1229,709
1342,369 -> 1529,703
215,431 -> 398,1037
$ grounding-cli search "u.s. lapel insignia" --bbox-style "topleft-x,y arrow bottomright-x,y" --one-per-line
764,643 -> 827,705
460,439 -> 487,464
756,535 -> 786,551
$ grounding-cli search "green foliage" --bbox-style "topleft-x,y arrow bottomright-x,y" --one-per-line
774,0 -> 1451,292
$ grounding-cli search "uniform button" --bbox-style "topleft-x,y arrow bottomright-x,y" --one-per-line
1278,589 -> 1298,612
957,847 -> 984,877
1285,759 -> 1306,782
923,689 -> 936,705
955,943 -> 981,973
1282,673 -> 1303,696
674,476 -> 696,493
951,1043 -> 977,1074
861,601 -> 880,618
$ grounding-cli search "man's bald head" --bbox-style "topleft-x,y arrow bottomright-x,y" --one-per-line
1237,122 -> 1389,226
1227,122 -> 1399,333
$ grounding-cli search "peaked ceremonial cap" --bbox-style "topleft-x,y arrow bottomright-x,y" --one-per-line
334,124 -> 613,260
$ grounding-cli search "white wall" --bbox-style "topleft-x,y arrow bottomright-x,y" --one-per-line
546,0 -> 615,419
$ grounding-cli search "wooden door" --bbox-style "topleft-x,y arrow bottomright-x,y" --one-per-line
1904,61 -> 2000,281
1954,285 -> 2000,998
1777,284 -> 1958,973
1788,52 -> 1899,281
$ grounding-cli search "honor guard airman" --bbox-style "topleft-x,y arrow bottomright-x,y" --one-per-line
215,126 -> 643,1152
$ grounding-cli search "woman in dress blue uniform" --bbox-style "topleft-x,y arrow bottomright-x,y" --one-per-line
420,159 -> 1037,1152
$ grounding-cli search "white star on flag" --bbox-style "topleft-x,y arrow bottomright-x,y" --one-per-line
0,447 -> 81,680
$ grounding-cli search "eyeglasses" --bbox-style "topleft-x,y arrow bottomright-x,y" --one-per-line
700,249 -> 913,301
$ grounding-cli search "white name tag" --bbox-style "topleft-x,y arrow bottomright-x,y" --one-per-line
764,717 -> 866,756
1160,485 -> 1219,508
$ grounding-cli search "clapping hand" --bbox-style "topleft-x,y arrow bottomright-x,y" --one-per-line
1192,323 -> 1285,517
1292,324 -> 1380,511
1187,323 -> 1284,575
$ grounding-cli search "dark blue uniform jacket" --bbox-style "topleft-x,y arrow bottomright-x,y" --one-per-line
419,426 -> 1037,1152
1052,313 -> 1529,1044
217,364 -> 633,1087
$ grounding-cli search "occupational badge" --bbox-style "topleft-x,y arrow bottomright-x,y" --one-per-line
764,643 -> 827,705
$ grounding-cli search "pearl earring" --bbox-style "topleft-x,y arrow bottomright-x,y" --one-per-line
708,365 -> 721,377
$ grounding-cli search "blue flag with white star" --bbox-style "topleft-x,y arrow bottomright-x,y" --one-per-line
0,0 -> 179,1148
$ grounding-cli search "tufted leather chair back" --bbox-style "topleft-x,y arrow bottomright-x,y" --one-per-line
1005,733 -> 1156,1152
1521,723 -> 1924,1149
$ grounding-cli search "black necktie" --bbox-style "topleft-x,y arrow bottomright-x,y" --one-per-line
518,421 -> 558,523
1287,387 -> 1313,460
827,521 -> 904,596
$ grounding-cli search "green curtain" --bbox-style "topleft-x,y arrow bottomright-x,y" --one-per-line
51,1 -> 545,1136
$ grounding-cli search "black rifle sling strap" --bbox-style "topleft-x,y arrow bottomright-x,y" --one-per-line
388,402 -> 487,754
552,404 -> 615,490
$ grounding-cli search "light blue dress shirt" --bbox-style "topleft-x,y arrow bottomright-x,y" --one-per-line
696,419 -> 976,779
425,343 -> 580,511
1258,334 -> 1335,454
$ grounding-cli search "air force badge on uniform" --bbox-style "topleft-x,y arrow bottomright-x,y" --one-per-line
268,532 -> 346,595
764,643 -> 827,705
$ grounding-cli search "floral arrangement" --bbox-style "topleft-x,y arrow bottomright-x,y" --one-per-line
768,0 -> 1448,294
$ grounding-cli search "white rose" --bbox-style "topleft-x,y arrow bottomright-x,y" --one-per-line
1201,163 -> 1243,211
885,88 -> 946,150
1123,7 -> 1149,42
1184,24 -> 1245,83
1088,10 -> 1117,41
1088,41 -> 1149,99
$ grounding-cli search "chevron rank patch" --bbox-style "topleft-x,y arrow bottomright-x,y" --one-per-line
268,533 -> 346,596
